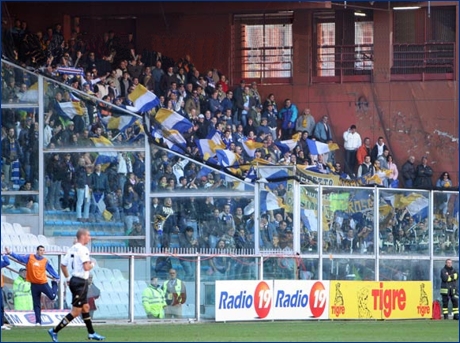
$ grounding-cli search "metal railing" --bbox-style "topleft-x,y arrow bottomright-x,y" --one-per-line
313,44 -> 374,83
391,42 -> 455,79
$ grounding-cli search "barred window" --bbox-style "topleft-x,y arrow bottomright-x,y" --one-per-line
315,18 -> 374,77
234,13 -> 293,81
392,6 -> 455,77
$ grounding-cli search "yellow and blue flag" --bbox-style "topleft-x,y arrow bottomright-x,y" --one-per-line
128,84 -> 160,113
307,138 -> 339,155
154,108 -> 193,133
216,149 -> 239,167
55,101 -> 86,120
242,139 -> 264,158
197,131 -> 226,160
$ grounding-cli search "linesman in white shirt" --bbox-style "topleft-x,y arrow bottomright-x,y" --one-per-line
48,229 -> 105,342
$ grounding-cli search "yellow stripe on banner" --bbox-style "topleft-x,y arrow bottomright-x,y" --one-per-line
128,84 -> 148,103
135,120 -> 144,133
107,117 -> 121,130
292,132 -> 301,142
71,102 -> 85,116
154,108 -> 174,124
90,135 -> 113,146
252,157 -> 273,165
209,139 -> 226,152
244,140 -> 264,150
328,142 -> 340,151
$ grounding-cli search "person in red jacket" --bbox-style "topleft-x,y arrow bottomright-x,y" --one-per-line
356,137 -> 371,166
5,245 -> 59,325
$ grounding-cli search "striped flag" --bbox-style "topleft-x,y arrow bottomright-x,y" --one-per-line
100,113 -> 138,132
17,82 -> 49,103
301,209 -> 318,232
243,190 -> 286,215
154,108 -> 193,133
162,129 -> 188,153
258,167 -> 289,190
242,139 -> 264,158
128,84 -> 160,113
90,135 -> 113,147
216,149 -> 239,167
307,138 -> 339,155
91,135 -> 117,171
275,133 -> 301,155
197,131 -> 226,160
56,66 -> 85,77
55,101 -> 86,120
11,160 -> 21,190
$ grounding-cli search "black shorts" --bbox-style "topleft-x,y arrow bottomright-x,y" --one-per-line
69,276 -> 89,308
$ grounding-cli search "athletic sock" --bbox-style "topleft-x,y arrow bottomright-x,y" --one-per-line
54,313 -> 74,333
82,312 -> 95,334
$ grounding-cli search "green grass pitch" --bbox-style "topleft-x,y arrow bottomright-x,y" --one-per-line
1,320 -> 458,342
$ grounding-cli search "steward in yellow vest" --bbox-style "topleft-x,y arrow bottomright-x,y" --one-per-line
13,268 -> 33,310
142,277 -> 166,319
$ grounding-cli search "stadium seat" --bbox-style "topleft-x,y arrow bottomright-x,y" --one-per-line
116,292 -> 128,306
117,304 -> 129,319
97,304 -> 118,319
21,233 -> 40,247
91,268 -> 104,280
12,223 -> 25,234
119,279 -> 129,289
1,222 -> 15,235
102,268 -> 114,280
112,268 -> 125,281
97,292 -> 114,306
134,304 -> 147,319
101,280 -> 115,293
37,234 -> 50,246
134,280 -> 148,292
135,291 -> 143,303
8,235 -> 22,246
2,234 -> 12,247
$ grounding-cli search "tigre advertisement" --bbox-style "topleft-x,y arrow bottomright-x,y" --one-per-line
329,281 -> 432,320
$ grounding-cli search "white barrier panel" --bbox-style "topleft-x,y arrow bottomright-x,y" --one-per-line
215,280 -> 274,321
271,280 -> 330,320
215,280 -> 330,322
4,310 -> 85,326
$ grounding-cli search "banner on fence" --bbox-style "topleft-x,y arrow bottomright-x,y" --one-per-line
215,280 -> 330,321
4,310 -> 85,326
328,281 -> 432,320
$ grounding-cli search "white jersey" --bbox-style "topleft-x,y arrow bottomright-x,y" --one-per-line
61,242 -> 91,279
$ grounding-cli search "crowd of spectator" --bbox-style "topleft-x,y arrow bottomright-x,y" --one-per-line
1,19 -> 458,271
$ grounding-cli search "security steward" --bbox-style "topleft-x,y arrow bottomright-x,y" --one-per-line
13,268 -> 33,310
440,258 -> 459,320
142,277 -> 167,319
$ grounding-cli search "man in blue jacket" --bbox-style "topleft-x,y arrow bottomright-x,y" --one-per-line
279,99 -> 298,140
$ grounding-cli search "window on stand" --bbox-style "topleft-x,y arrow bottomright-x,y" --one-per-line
313,10 -> 374,82
233,12 -> 293,83
391,6 -> 455,79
